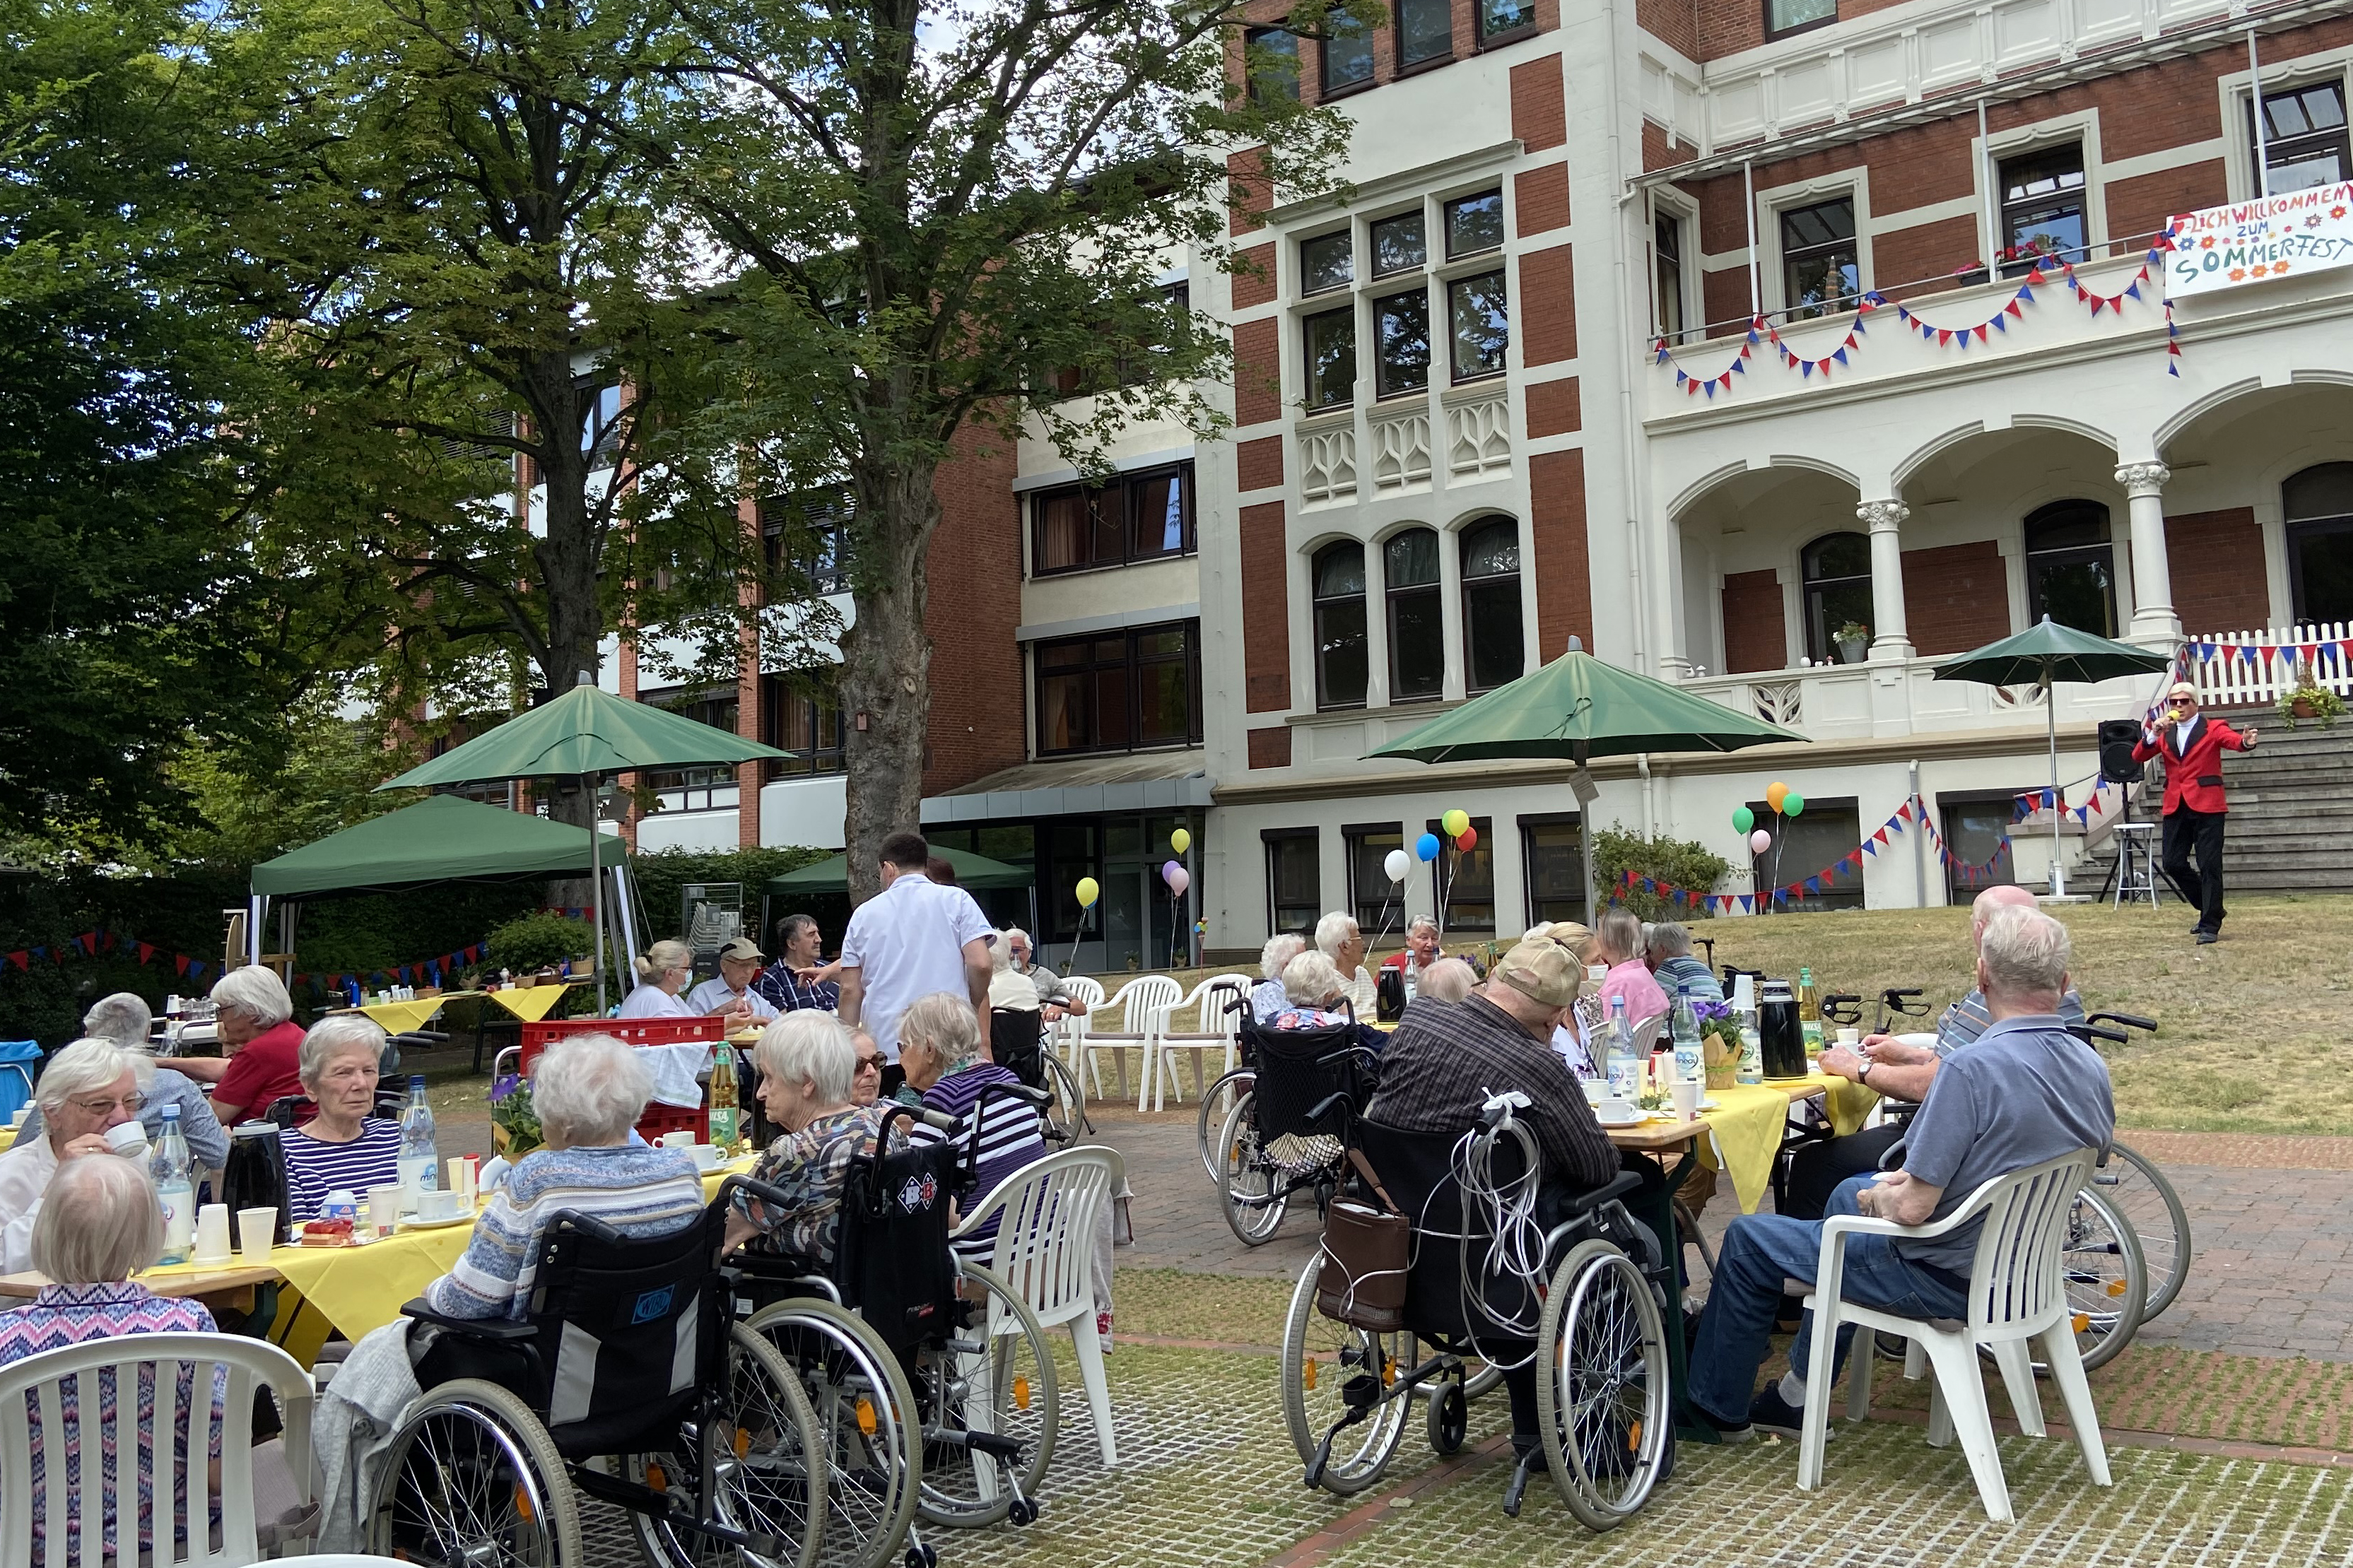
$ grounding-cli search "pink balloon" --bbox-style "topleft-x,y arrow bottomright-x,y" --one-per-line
1749,828 -> 1773,854
1163,863 -> 1191,896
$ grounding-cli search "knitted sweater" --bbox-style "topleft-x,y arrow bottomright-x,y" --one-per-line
424,1143 -> 703,1320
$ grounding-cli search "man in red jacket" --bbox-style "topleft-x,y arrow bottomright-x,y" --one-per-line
2131,680 -> 2258,944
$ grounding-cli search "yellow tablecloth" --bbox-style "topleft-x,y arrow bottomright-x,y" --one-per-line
1691,1073 -> 1880,1214
344,996 -> 454,1037
486,984 -> 574,1023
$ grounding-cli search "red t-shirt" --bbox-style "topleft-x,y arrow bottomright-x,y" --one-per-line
214,1019 -> 309,1122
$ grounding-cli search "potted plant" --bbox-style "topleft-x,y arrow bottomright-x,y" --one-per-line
1834,621 -> 1871,664
1694,1000 -> 1742,1092
2277,664 -> 2345,730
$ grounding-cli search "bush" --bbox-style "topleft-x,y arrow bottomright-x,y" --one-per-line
483,912 -> 594,976
1592,824 -> 1731,923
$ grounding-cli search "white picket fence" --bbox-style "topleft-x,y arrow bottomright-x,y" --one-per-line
2184,622 -> 2353,707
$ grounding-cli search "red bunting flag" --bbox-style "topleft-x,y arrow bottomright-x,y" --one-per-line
6,952 -> 25,972
174,955 -> 191,975
137,943 -> 154,964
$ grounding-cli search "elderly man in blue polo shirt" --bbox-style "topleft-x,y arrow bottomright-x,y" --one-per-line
1686,904 -> 2114,1440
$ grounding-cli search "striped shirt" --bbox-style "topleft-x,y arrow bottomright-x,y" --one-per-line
753,964 -> 840,1013
0,1282 -> 223,1555
426,1143 -> 704,1319
1935,987 -> 2086,1057
913,1064 -> 1045,1258
283,1118 -> 404,1222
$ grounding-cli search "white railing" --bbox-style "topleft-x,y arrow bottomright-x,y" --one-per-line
1299,424 -> 1357,506
1368,409 -> 1432,492
2185,623 -> 2353,707
1445,391 -> 1511,478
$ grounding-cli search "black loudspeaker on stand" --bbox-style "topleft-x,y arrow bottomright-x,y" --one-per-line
2095,718 -> 2183,904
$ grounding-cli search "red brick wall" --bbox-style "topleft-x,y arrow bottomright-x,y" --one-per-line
1230,0 -> 1561,108
921,421 -> 1024,794
1233,317 -> 1282,427
1636,0 -> 1696,62
1515,163 -> 1571,235
2107,165 -> 2228,249
1902,540 -> 2009,657
1240,500 -> 1291,712
1698,0 -> 1913,61
2167,507 -> 2271,637
1231,242 -> 1278,310
1530,449 -> 1591,659
1229,146 -> 1270,235
1248,726 -> 1293,770
1237,435 -> 1284,493
1510,57 -> 1566,152
1525,377 -> 1581,437
1519,244 -> 1578,366
1872,214 -> 1980,295
1720,568 -> 1786,673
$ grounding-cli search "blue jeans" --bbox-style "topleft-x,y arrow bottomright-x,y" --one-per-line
1687,1174 -> 1971,1426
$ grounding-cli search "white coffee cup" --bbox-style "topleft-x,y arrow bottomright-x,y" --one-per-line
661,1130 -> 696,1150
417,1188 -> 467,1222
104,1120 -> 151,1159
1579,1078 -> 1609,1105
193,1204 -> 234,1266
1595,1097 -> 1635,1123
237,1208 -> 279,1264
689,1143 -> 723,1173
1836,1025 -> 1860,1047
1670,1079 -> 1703,1122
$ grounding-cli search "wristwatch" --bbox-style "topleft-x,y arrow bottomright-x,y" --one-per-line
1855,1056 -> 1874,1084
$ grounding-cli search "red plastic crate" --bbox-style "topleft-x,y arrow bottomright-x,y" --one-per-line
517,1017 -> 724,1143
635,1102 -> 710,1144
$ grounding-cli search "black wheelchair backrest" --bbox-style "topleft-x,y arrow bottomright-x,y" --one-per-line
1350,1117 -> 1540,1348
990,1006 -> 1048,1091
1244,1015 -> 1375,1143
835,1104 -> 963,1355
520,1203 -> 724,1461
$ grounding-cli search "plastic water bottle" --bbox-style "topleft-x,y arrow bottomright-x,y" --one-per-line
1732,974 -> 1764,1086
1670,993 -> 1704,1084
1604,996 -> 1641,1101
152,1106 -> 195,1264
397,1075 -> 440,1198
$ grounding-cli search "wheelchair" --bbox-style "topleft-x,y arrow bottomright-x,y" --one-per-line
1215,1013 -> 1376,1246
1280,1099 -> 1671,1530
988,1006 -> 1087,1148
368,1179 -> 827,1568
734,1099 -> 1060,1568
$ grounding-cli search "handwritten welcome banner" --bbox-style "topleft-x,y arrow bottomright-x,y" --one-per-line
2167,180 -> 2353,297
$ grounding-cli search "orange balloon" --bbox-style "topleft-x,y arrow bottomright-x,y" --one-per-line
1765,781 -> 1790,813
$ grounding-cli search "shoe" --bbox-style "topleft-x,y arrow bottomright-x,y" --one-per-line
1747,1384 -> 1810,1440
2196,929 -> 2219,945
1686,1402 -> 1752,1444
1096,1310 -> 1114,1355
2191,921 -> 2207,936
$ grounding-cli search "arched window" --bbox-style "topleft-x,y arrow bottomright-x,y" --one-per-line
1312,541 -> 1368,709
2024,500 -> 2116,637
1460,516 -> 1525,691
2284,462 -> 2353,626
1385,528 -> 1444,700
1800,532 -> 1872,664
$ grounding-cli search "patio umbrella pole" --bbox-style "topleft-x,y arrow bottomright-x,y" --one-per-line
2045,661 -> 2065,898
587,767 -> 605,1014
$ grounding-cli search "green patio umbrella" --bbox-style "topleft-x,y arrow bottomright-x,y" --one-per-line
376,677 -> 797,1008
1369,637 -> 1805,921
1933,616 -> 2171,897
768,844 -> 1032,893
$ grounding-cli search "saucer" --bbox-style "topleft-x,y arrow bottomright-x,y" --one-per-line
399,1211 -> 475,1230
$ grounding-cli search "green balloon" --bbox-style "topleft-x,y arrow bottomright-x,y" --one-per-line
1731,806 -> 1755,835
1784,792 -> 1807,818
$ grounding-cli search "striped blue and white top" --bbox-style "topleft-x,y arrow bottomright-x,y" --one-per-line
283,1119 -> 404,1222
914,1063 -> 1045,1259
426,1143 -> 705,1320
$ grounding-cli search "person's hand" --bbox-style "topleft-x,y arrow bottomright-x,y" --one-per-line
1867,1036 -> 1934,1067
60,1133 -> 117,1160
1819,1044 -> 1865,1083
2243,726 -> 2259,749
1042,1004 -> 1068,1022
722,1213 -> 757,1253
1855,1170 -> 1911,1218
793,967 -> 826,984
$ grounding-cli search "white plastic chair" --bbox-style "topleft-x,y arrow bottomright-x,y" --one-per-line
953,1147 -> 1127,1467
1051,974 -> 1106,1071
1144,975 -> 1252,1113
1797,1148 -> 2111,1522
1081,975 -> 1181,1110
0,1331 -> 316,1568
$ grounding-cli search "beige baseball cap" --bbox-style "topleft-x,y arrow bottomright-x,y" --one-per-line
717,937 -> 767,963
1491,935 -> 1582,1008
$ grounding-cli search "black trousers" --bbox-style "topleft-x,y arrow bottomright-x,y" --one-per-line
1782,1124 -> 1905,1222
2162,806 -> 2229,932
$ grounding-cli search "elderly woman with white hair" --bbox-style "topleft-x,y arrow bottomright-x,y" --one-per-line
207,965 -> 311,1126
1249,932 -> 1309,1023
0,1039 -> 146,1272
1315,911 -> 1378,1017
898,993 -> 1045,1260
620,938 -> 753,1026
18,993 -> 228,1170
281,1015 -> 403,1222
728,1011 -> 900,1269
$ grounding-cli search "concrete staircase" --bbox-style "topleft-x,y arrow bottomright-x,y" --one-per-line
2073,717 -> 2353,897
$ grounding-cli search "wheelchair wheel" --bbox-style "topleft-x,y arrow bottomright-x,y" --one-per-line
1040,1051 -> 1089,1145
621,1324 -> 826,1568
1425,1375 -> 1468,1456
913,1262 -> 1058,1528
370,1376 -> 582,1568
1279,1254 -> 1413,1495
1196,1068 -> 1253,1184
2051,1185 -> 2148,1374
1535,1240 -> 1669,1533
749,1297 -> 922,1568
2094,1140 -> 2190,1321
1218,1095 -> 1289,1245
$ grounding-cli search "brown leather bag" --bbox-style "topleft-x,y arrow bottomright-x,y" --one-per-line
1315,1148 -> 1412,1333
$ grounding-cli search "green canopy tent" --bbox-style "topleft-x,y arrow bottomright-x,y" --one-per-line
766,844 -> 1032,893
1369,637 -> 1805,921
375,678 -> 797,1008
251,794 -> 603,898
1932,615 -> 2172,898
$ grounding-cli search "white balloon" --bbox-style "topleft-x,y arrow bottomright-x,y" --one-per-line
1749,829 -> 1773,854
1383,849 -> 1412,883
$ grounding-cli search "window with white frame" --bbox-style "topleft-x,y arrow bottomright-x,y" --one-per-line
2250,79 -> 2351,194
1780,196 -> 1858,320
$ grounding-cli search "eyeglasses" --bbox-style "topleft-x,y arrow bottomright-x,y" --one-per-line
69,1094 -> 144,1117
854,1055 -> 882,1074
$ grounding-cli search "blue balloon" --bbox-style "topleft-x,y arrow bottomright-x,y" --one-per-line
1415,832 -> 1441,862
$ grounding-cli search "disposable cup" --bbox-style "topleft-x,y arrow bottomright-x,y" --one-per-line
369,1184 -> 404,1237
1670,1079 -> 1703,1122
1836,1026 -> 1860,1047
237,1208 -> 279,1263
193,1204 -> 234,1266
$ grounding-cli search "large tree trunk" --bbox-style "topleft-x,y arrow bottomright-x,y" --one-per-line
839,456 -> 941,905
532,358 -> 603,916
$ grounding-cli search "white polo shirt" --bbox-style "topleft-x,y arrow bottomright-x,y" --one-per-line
685,977 -> 780,1021
838,872 -> 994,1058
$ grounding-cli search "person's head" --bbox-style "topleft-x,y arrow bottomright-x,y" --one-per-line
33,1153 -> 162,1285
1976,905 -> 2070,1018
299,1015 -> 386,1127
81,993 -> 153,1051
717,936 -> 766,992
1594,908 -> 1644,967
2164,680 -> 2200,723
925,856 -> 958,887
1484,934 -> 1583,1037
847,1027 -> 885,1105
1418,957 -> 1477,1004
898,992 -> 985,1091
1003,927 -> 1035,971
753,1011 -> 857,1131
775,913 -> 823,967
1281,949 -> 1346,1009
1259,932 -> 1308,982
1530,921 -> 1596,965
1968,883 -> 2040,946
1405,915 -> 1441,965
1644,921 -> 1694,972
988,931 -> 1017,973
210,965 -> 293,1048
531,1033 -> 655,1149
35,1039 -> 141,1153
1315,912 -> 1364,972
879,830 -> 929,888
635,938 -> 693,994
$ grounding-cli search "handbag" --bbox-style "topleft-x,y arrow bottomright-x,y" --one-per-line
1315,1148 -> 1412,1333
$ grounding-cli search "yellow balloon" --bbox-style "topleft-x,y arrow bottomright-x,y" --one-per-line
1441,808 -> 1470,837
1170,828 -> 1192,856
1766,781 -> 1790,813
1074,876 -> 1101,909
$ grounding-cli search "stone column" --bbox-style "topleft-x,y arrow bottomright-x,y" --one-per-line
1858,500 -> 1915,661
2115,461 -> 2181,642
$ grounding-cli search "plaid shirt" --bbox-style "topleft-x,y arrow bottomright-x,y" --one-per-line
752,962 -> 841,1014
737,1105 -> 901,1269
1364,994 -> 1619,1192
